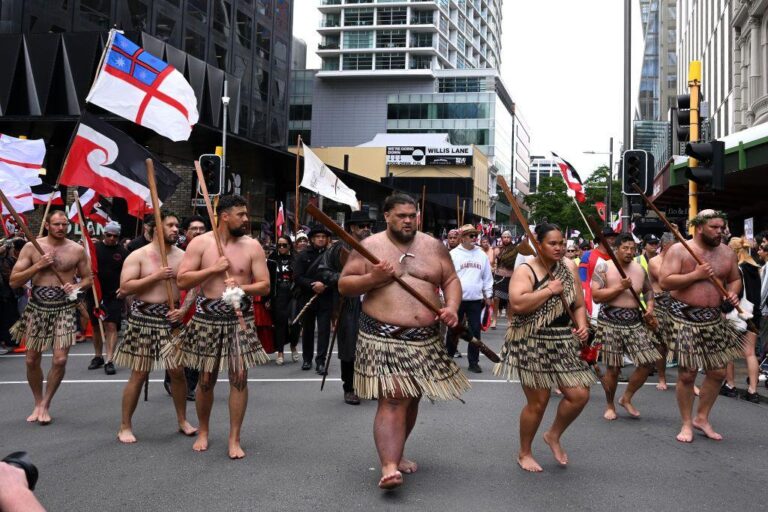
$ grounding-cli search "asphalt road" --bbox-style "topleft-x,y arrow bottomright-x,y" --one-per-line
1,319 -> 765,511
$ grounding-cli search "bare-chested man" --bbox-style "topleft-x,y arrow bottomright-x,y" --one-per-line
492,230 -> 516,328
659,210 -> 743,442
339,193 -> 469,490
114,211 -> 197,443
168,195 -> 270,459
591,233 -> 661,420
9,211 -> 92,424
647,232 -> 678,390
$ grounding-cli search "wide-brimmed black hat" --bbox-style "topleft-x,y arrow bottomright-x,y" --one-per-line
308,223 -> 333,238
346,211 -> 372,226
601,227 -> 618,238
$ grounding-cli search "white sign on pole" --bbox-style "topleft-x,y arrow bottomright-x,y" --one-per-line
744,217 -> 754,240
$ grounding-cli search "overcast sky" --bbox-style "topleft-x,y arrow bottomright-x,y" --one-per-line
293,0 -> 641,179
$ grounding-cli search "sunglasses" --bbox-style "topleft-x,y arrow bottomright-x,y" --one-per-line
104,233 -> 119,238
466,234 -> 477,238
277,243 -> 289,248
355,223 -> 372,229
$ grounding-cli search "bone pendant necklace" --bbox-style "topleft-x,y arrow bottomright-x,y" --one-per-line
386,233 -> 416,263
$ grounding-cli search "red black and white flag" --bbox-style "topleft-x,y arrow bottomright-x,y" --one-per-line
68,187 -> 99,223
552,152 -> 586,203
594,201 -> 607,221
58,112 -> 181,218
276,202 -> 285,238
30,183 -> 63,205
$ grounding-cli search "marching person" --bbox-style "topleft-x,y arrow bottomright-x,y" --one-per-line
591,233 -> 662,420
114,211 -> 197,443
494,223 -> 594,472
647,232 -> 678,390
294,224 -> 335,373
266,235 -> 299,365
318,210 -> 372,404
166,195 -> 270,459
450,224 -> 493,373
87,221 -> 127,375
492,230 -> 516,329
10,211 -> 92,424
659,210 -> 744,442
339,193 -> 469,490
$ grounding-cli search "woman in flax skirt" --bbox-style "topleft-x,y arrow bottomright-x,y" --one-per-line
494,223 -> 596,472
267,236 -> 300,364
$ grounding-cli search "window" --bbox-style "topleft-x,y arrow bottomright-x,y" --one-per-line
322,56 -> 340,70
410,55 -> 432,69
187,0 -> 208,23
344,31 -> 373,49
289,130 -> 311,145
289,105 -> 312,120
213,0 -> 232,35
184,28 -> 207,60
236,10 -> 252,48
257,0 -> 272,17
80,0 -> 112,30
320,35 -> 340,50
343,52 -> 373,70
376,52 -> 405,69
274,40 -> 288,68
155,11 -> 178,44
376,30 -> 406,48
254,68 -> 269,101
438,36 -> 448,56
377,7 -> 406,25
411,11 -> 433,24
344,8 -> 374,26
256,24 -> 271,60
123,1 -> 149,31
438,77 -> 483,92
213,43 -> 228,69
322,14 -> 340,27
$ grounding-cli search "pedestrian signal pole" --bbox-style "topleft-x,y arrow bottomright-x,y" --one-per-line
687,61 -> 701,232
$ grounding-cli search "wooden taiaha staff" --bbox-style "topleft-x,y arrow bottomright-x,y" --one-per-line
295,135 -> 302,235
145,159 -> 175,311
305,203 -> 500,363
73,191 -> 107,349
320,298 -> 345,391
497,176 -> 581,330
630,183 -> 756,330
291,293 -> 319,326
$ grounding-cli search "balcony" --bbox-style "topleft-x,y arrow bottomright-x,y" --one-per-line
321,0 -> 341,4
318,43 -> 340,50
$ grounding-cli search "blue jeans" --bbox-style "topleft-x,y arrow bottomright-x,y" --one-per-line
458,300 -> 483,365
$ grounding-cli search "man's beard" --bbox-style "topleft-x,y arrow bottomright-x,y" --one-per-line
229,226 -> 247,238
701,233 -> 721,247
390,227 -> 415,244
356,229 -> 371,241
165,235 -> 179,244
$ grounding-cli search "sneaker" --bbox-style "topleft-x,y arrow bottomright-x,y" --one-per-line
88,356 -> 105,370
719,383 -> 737,398
344,392 -> 361,405
301,361 -> 312,371
741,391 -> 760,404
0,345 -> 9,355
617,372 -> 629,383
453,352 -> 462,358
291,348 -> 300,362
467,364 -> 482,374
104,362 -> 116,375
276,355 -> 284,366
186,391 -> 196,402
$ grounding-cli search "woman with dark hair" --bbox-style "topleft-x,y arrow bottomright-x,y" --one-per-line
267,236 -> 299,364
494,223 -> 595,472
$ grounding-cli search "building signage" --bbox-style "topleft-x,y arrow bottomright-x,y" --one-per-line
387,146 -> 473,166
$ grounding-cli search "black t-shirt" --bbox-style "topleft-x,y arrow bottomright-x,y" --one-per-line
127,235 -> 150,253
96,242 -> 128,300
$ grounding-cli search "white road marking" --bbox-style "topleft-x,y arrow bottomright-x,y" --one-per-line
0,378 -> 672,386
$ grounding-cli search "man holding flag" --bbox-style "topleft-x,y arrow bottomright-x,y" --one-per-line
9,211 -> 92,425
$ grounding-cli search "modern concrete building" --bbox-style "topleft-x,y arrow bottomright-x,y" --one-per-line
528,156 -> 560,194
292,37 -> 307,70
676,0 -> 734,138
316,0 -> 502,73
732,0 -> 768,130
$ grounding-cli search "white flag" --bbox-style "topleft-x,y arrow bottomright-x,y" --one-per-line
300,144 -> 360,211
1,180 -> 34,215
0,134 -> 45,187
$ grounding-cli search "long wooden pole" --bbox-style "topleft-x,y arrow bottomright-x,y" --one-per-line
497,176 -> 580,328
295,135 -> 302,235
631,183 -> 753,324
420,185 -> 426,231
461,199 -> 466,226
38,119 -> 83,237
305,203 -> 500,363
144,159 -> 175,310
73,191 -> 107,347
455,195 -> 460,226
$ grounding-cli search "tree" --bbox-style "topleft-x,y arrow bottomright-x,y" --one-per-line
524,165 -> 621,239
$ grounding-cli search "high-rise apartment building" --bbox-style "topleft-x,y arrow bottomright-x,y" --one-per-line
528,156 -> 560,194
316,0 -> 502,74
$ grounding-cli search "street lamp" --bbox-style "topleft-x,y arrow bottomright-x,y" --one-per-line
583,136 -> 616,223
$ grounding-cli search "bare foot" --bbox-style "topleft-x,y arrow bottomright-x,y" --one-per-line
228,440 -> 245,459
37,408 -> 52,425
656,380 -> 668,391
26,405 -> 41,423
618,396 -> 641,418
692,420 -> 723,441
192,432 -> 209,452
542,431 -> 568,465
676,425 -> 694,443
178,421 -> 198,437
693,386 -> 700,397
398,458 -> 418,474
378,470 -> 403,490
117,428 -> 137,444
517,454 -> 543,472
603,406 -> 618,421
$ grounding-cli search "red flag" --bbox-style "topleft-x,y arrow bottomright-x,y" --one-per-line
594,201 -> 607,221
552,152 -> 586,203
276,202 -> 285,237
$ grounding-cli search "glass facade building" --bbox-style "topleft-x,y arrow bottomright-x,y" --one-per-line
317,0 -> 502,74
0,0 -> 293,147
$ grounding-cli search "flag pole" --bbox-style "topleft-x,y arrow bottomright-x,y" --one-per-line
420,184 -> 426,231
461,199 -> 466,226
145,159 -> 175,310
73,191 -> 107,347
39,118 -> 83,237
569,194 -> 595,239
295,135 -> 302,235
274,201 -> 278,242
455,195 -> 460,226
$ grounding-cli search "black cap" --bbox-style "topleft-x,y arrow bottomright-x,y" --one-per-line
346,211 -> 371,226
643,234 -> 660,243
307,223 -> 333,238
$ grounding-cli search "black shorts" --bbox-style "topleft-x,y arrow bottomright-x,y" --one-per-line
86,295 -> 124,329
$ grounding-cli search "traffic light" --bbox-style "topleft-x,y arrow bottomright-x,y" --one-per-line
198,154 -> 222,196
621,149 -> 651,195
684,141 -> 725,191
